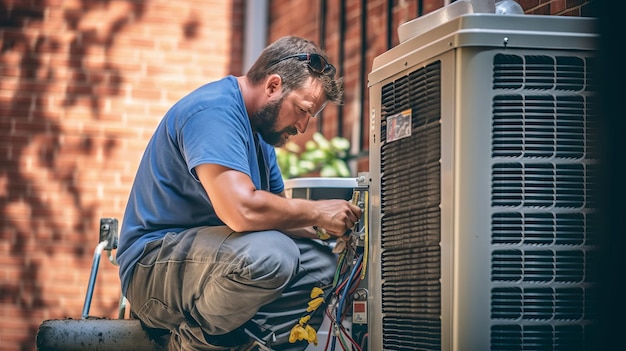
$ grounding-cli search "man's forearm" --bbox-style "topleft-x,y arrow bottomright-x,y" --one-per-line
281,226 -> 317,239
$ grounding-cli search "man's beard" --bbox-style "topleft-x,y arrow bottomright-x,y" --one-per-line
250,96 -> 298,147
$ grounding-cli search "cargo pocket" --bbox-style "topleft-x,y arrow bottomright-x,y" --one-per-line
135,298 -> 182,331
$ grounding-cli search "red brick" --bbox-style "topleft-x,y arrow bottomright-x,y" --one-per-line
551,0 -> 567,13
530,4 -> 552,15
518,0 -> 542,9
567,0 -> 586,7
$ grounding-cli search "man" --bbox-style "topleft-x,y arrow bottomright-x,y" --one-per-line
116,36 -> 362,351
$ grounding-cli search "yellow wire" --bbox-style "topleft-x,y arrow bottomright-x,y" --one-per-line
360,191 -> 368,280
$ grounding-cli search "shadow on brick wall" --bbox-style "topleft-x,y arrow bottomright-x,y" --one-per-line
1,0 -> 246,349
0,1 -> 147,350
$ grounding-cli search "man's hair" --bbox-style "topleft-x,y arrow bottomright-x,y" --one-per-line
246,36 -> 343,105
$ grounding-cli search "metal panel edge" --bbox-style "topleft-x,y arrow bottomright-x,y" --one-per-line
369,14 -> 597,87
366,73 -> 384,351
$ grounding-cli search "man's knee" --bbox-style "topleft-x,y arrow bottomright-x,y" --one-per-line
316,246 -> 338,278
239,231 -> 300,288
294,238 -> 338,285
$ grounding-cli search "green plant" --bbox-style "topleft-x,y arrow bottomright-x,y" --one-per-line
276,132 -> 351,179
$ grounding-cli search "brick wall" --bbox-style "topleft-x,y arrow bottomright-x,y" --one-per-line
0,0 -> 593,350
519,0 -> 594,16
0,0 -> 243,350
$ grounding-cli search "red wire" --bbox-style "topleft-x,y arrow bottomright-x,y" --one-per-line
360,333 -> 368,350
323,307 -> 363,351
324,250 -> 366,351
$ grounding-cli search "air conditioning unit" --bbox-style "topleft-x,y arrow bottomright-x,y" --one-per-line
367,1 -> 598,350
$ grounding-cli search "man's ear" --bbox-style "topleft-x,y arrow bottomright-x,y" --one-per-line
264,74 -> 283,98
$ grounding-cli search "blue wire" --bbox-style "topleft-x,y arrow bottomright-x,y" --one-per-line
332,254 -> 363,350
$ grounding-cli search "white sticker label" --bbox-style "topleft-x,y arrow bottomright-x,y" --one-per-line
386,108 -> 412,143
352,300 -> 367,324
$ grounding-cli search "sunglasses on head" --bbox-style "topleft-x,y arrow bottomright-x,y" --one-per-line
267,53 -> 336,76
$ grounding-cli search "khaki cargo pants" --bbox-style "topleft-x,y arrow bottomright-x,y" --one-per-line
127,226 -> 337,350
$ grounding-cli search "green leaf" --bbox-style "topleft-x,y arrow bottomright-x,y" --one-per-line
298,159 -> 316,171
312,132 -> 331,150
304,140 -> 317,151
333,159 -> 351,177
330,137 -> 350,151
275,132 -> 353,179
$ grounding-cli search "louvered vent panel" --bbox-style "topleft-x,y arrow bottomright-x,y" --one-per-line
585,57 -> 596,92
492,95 -> 589,159
490,53 -> 597,350
491,249 -> 587,284
379,61 -> 442,351
494,54 -> 588,91
492,163 -> 589,208
491,324 -> 587,351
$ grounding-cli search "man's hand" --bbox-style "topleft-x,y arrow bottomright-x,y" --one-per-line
313,199 -> 362,237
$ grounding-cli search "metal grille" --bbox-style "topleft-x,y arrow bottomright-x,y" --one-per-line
490,53 -> 597,350
379,61 -> 442,350
493,54 -> 587,91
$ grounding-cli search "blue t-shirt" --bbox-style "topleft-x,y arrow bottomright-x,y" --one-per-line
116,76 -> 284,295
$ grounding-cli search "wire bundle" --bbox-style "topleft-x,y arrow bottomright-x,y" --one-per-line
290,189 -> 369,350
322,233 -> 365,351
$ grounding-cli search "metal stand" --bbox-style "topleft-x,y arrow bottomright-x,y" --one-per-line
35,218 -> 162,350
80,218 -> 124,319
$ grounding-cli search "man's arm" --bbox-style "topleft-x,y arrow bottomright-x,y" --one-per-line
195,163 -> 361,237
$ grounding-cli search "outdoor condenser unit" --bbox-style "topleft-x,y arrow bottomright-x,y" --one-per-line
367,1 -> 598,350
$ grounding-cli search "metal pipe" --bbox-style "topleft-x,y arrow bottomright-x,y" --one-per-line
358,0 -> 367,151
81,240 -> 108,319
446,0 -> 496,13
118,295 -> 128,319
317,0 -> 327,133
470,0 -> 496,13
36,319 -> 167,351
243,0 -> 268,72
107,248 -> 119,266
337,0 -> 346,137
